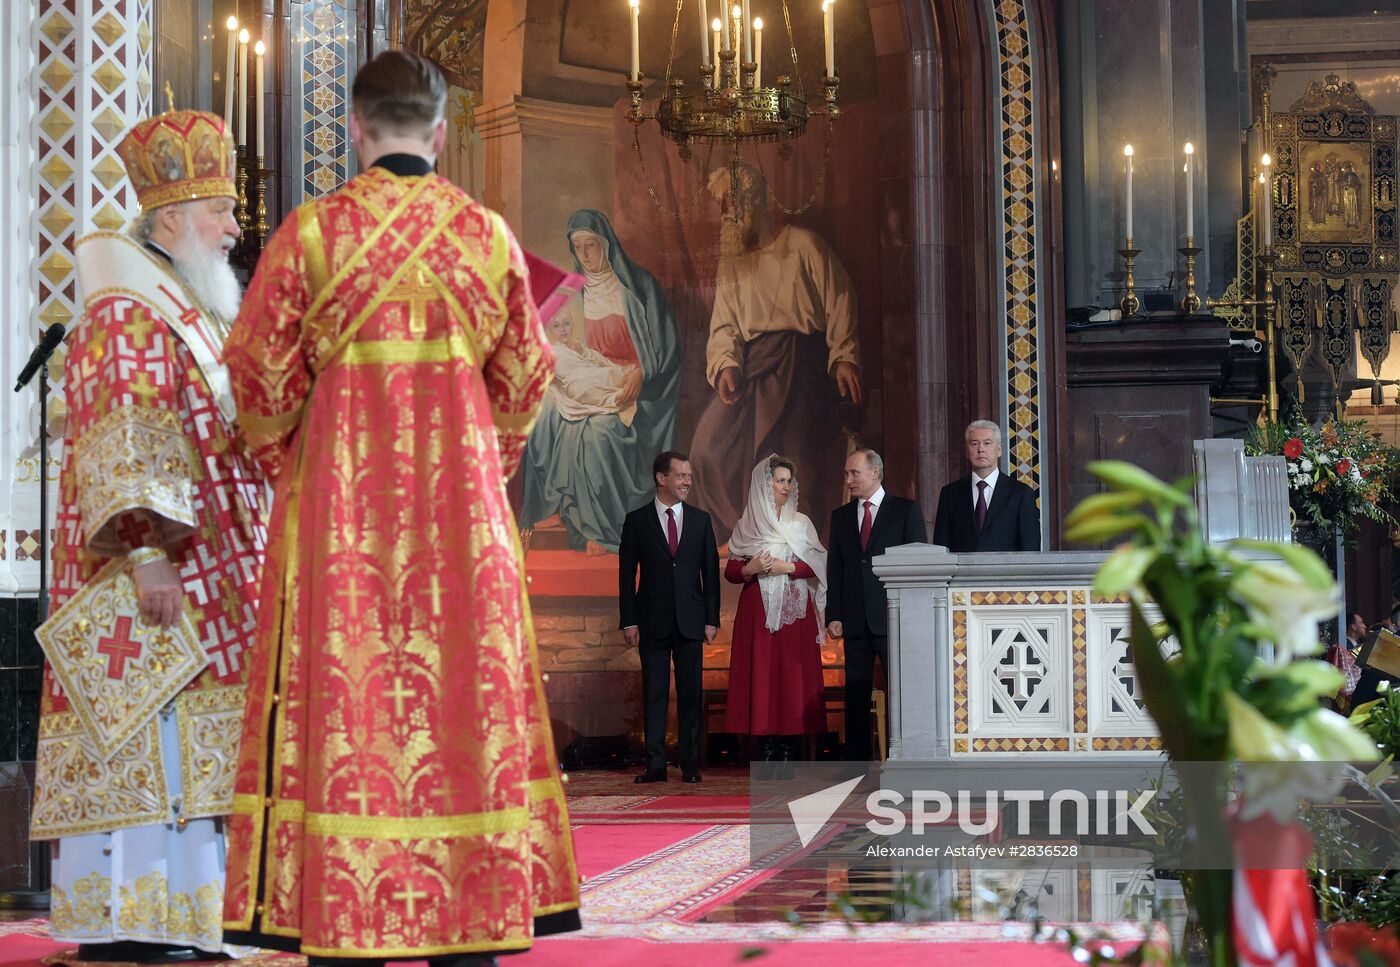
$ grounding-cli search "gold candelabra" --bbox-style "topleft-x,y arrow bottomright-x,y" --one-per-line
1179,235 -> 1202,313
1208,245 -> 1279,419
235,149 -> 252,237
1119,239 -> 1141,317
254,156 -> 270,245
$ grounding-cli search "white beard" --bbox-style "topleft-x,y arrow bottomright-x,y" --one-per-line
171,224 -> 242,322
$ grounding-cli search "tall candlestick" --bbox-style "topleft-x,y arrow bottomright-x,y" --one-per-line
629,0 -> 640,82
712,19 -> 721,84
699,0 -> 709,65
255,40 -> 266,159
1261,153 -> 1273,249
224,17 -> 238,128
1123,143 -> 1134,241
742,0 -> 752,64
1184,142 -> 1194,239
823,0 -> 835,76
753,18 -> 763,87
238,28 -> 250,148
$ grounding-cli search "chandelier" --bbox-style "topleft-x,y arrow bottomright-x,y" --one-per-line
624,0 -> 839,211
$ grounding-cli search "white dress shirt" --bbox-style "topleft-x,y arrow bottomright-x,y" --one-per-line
972,469 -> 999,510
655,497 -> 684,536
859,487 -> 886,525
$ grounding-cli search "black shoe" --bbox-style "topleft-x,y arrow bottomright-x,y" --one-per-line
758,736 -> 779,761
635,768 -> 668,783
425,956 -> 499,967
682,771 -> 702,783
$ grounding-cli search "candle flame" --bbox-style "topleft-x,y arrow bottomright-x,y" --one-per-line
238,28 -> 249,43
712,17 -> 722,30
1261,152 -> 1272,167
255,39 -> 266,55
732,4 -> 741,16
1184,142 -> 1194,154
1123,144 -> 1133,157
754,16 -> 763,28
630,0 -> 639,8
226,15 -> 238,30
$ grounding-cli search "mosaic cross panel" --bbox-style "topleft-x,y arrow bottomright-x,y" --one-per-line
988,0 -> 1044,535
293,0 -> 354,202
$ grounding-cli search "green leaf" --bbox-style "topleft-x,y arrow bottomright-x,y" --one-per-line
1233,539 -> 1333,590
1225,690 -> 1298,760
1088,461 -> 1193,508
1094,546 -> 1156,597
1064,513 -> 1149,545
1064,491 -> 1147,529
1291,709 -> 1381,761
1127,602 -> 1205,760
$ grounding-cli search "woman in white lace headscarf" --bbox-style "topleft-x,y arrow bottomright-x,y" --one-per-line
724,454 -> 829,761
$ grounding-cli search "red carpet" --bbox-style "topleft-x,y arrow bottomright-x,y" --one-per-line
516,937 -> 1110,964
573,823 -> 715,879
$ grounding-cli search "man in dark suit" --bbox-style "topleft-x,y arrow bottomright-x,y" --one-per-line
619,451 -> 721,783
932,420 -> 1041,553
826,448 -> 926,762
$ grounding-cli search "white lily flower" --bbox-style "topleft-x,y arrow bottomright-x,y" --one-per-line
1231,561 -> 1337,662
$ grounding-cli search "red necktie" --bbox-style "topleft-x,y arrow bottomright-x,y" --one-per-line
859,500 -> 873,550
976,480 -> 988,532
667,508 -> 679,557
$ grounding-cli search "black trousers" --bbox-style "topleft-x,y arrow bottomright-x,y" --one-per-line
640,631 -> 703,771
843,633 -> 887,761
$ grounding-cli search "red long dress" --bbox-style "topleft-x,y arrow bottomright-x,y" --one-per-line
724,558 -> 828,734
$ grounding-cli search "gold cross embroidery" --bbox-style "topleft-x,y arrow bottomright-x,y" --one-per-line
428,772 -> 456,814
480,877 -> 511,913
393,267 -> 438,336
427,576 -> 443,618
392,884 -> 428,920
383,675 -> 415,719
346,779 -> 376,816
129,371 -> 160,406
337,575 -> 368,613
126,307 -> 157,349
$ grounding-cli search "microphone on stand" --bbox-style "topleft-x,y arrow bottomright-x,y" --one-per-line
13,323 -> 66,392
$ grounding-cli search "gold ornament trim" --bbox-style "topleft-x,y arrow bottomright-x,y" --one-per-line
31,712 -> 170,840
74,406 -> 198,556
176,684 -> 247,819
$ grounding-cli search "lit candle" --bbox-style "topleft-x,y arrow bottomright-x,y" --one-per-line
224,17 -> 238,128
238,28 -> 250,148
823,0 -> 835,77
1184,142 -> 1194,239
721,0 -> 730,52
742,0 -> 752,64
754,17 -> 763,87
255,40 -> 266,159
712,19 -> 721,84
629,0 -> 640,82
1124,144 -> 1134,241
699,0 -> 709,66
1261,153 -> 1273,248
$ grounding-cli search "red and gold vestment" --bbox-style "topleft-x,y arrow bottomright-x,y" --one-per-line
221,165 -> 579,958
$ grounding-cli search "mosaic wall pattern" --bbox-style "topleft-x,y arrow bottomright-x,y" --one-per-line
989,0 -> 1044,530
293,0 -> 353,202
34,0 -> 153,346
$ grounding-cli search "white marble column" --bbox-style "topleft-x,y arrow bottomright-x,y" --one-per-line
4,0 -> 153,595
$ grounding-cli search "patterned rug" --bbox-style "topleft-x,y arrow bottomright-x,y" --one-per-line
569,795 -> 759,824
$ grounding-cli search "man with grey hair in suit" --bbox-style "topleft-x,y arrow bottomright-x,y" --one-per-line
933,419 -> 1041,553
826,448 -> 925,761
